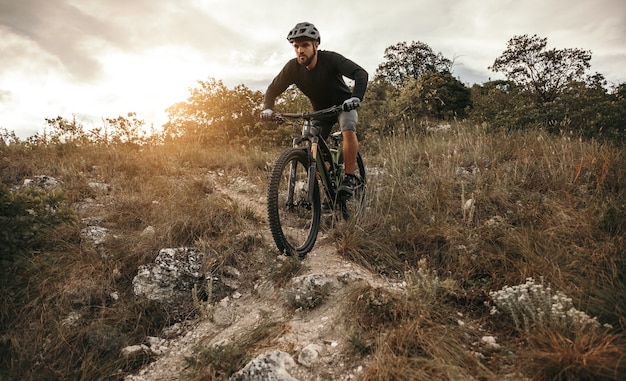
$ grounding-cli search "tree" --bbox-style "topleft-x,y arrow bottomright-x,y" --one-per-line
469,80 -> 538,131
163,78 -> 263,144
35,115 -> 87,145
272,86 -> 311,113
489,34 -> 591,104
414,71 -> 471,119
390,72 -> 471,134
358,78 -> 398,137
543,74 -> 626,142
375,41 -> 453,88
470,73 -> 626,142
104,112 -> 147,145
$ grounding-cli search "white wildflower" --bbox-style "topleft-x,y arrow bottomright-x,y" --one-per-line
488,277 -> 607,333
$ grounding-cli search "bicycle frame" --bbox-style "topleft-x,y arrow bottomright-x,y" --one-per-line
284,110 -> 343,208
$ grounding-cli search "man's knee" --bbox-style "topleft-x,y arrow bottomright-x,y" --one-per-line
342,129 -> 357,140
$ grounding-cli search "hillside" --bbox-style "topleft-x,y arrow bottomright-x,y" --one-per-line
1,125 -> 625,380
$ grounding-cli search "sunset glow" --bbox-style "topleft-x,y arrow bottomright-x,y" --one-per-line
1,0 -> 624,138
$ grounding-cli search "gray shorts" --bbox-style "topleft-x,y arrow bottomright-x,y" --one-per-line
338,109 -> 358,132
316,110 -> 358,140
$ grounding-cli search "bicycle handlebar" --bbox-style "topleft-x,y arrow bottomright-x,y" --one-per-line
274,105 -> 344,122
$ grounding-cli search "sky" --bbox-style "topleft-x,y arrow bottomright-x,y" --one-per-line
1,0 -> 625,139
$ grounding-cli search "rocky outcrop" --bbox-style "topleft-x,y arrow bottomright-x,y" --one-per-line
229,350 -> 299,381
13,174 -> 64,190
132,247 -> 206,303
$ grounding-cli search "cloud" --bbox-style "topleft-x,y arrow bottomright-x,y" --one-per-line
0,0 -> 625,139
1,0 -> 110,81
0,0 -> 244,82
0,89 -> 11,102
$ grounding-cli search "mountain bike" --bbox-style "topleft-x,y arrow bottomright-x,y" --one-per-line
267,105 -> 366,258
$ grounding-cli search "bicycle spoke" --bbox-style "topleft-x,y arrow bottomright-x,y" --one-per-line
267,149 -> 321,257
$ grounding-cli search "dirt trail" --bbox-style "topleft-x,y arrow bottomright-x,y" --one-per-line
125,173 -> 386,380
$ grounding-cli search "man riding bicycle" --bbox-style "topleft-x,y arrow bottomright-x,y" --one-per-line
261,22 -> 368,198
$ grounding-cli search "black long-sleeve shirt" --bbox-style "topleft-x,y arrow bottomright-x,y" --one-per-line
263,50 -> 368,111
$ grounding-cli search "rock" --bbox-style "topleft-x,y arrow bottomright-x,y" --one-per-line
88,182 -> 111,193
155,247 -> 204,277
61,312 -> 82,327
485,215 -> 505,227
428,123 -> 452,132
121,344 -> 149,357
220,265 -> 241,290
80,226 -> 111,246
337,272 -> 354,284
230,350 -> 298,381
481,335 -> 501,351
15,175 -> 63,190
140,226 -> 156,237
132,247 -> 206,302
145,336 -> 168,356
161,323 -> 184,339
287,274 -> 337,309
297,343 -> 322,367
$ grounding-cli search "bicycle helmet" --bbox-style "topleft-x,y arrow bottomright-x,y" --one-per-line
286,22 -> 321,43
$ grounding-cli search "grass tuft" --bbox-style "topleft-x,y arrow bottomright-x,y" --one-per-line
185,319 -> 287,380
524,328 -> 626,381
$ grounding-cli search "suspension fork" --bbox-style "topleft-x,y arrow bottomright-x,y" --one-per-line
286,137 -> 304,206
307,136 -> 319,203
287,159 -> 297,206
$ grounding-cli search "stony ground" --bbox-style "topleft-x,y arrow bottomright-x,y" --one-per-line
118,171 -> 517,381
122,173 -> 396,381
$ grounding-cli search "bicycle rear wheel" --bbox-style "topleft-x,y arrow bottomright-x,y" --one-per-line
267,148 -> 321,257
338,152 -> 367,220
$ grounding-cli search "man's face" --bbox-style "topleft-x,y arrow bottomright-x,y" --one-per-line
292,39 -> 318,66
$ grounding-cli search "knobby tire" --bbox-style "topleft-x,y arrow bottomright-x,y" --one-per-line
267,148 -> 321,258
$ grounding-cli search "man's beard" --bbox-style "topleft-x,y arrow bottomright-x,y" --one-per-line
299,49 -> 317,67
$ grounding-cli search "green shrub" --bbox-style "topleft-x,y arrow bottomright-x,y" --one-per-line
0,184 -> 73,259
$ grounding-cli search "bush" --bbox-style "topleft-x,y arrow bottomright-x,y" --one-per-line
0,184 -> 73,260
1,183 -> 75,376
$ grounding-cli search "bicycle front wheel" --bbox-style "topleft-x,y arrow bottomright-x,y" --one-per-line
267,148 -> 321,257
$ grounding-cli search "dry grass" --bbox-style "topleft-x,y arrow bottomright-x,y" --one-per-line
337,124 -> 626,379
353,125 -> 625,293
343,273 -> 492,380
523,328 -> 626,381
0,140 -> 277,379
2,123 -> 625,380
185,319 -> 289,380
361,322 -> 492,381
